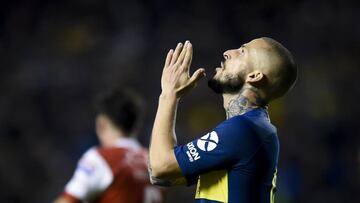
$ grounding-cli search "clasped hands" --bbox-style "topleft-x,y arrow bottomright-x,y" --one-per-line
161,41 -> 206,98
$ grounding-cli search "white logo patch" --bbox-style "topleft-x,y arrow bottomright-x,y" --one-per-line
197,131 -> 219,152
186,142 -> 200,162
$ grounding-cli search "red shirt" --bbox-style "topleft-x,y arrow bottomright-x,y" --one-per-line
62,138 -> 163,203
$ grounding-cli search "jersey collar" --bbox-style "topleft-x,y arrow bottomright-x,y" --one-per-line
114,137 -> 141,151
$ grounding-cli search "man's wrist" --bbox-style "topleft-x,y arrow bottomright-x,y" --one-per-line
160,92 -> 178,101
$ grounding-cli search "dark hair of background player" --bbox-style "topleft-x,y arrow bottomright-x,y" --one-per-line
94,88 -> 144,136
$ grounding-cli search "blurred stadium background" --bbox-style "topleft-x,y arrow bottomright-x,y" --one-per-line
0,0 -> 359,202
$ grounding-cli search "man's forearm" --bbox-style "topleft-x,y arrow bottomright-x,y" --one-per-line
149,93 -> 179,177
149,41 -> 202,182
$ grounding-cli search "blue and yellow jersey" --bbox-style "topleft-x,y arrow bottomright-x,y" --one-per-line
174,108 -> 279,203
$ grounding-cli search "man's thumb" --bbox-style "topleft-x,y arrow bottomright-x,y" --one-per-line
189,68 -> 206,84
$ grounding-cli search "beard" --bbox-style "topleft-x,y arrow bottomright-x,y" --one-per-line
208,72 -> 244,94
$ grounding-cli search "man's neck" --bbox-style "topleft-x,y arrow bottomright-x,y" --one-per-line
100,128 -> 125,147
223,87 -> 267,119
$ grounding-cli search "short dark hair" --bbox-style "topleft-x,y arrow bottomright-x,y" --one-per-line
94,88 -> 144,135
262,37 -> 298,101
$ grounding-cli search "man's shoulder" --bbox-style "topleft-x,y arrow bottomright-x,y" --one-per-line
78,147 -> 101,164
96,145 -> 148,171
215,114 -> 252,133
78,146 -> 127,165
214,109 -> 276,140
96,145 -> 148,157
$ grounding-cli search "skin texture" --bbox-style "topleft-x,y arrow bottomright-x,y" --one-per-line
149,38 -> 296,185
225,88 -> 264,119
149,41 -> 205,184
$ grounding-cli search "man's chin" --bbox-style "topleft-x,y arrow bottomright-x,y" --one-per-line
207,77 -> 243,94
207,78 -> 224,94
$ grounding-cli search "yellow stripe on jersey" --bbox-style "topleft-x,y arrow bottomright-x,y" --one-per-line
270,169 -> 278,203
195,170 -> 228,203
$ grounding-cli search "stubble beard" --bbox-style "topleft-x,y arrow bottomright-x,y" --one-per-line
208,72 -> 245,94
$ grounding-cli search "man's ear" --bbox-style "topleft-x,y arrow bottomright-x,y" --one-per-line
245,71 -> 264,83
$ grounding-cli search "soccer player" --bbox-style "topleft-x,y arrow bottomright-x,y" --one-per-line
54,88 -> 162,203
149,38 -> 297,203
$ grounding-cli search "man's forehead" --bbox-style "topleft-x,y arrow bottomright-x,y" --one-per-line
244,38 -> 269,49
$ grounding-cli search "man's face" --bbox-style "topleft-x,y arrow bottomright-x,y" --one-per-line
208,39 -> 263,94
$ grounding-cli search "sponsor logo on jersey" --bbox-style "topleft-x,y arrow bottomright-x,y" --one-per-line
186,142 -> 200,162
197,131 -> 219,152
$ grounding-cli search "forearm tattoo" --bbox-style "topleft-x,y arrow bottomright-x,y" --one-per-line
147,161 -> 183,187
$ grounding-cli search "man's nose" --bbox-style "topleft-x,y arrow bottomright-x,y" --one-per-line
223,50 -> 233,60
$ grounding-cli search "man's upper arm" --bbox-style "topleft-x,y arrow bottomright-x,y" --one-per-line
173,117 -> 253,182
64,148 -> 113,200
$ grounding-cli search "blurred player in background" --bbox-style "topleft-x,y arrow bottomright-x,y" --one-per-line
54,88 -> 162,203
149,38 -> 297,202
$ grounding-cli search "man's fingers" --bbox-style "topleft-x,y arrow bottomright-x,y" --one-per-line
177,41 -> 189,65
183,41 -> 193,71
170,43 -> 183,65
164,49 -> 173,68
189,68 -> 206,85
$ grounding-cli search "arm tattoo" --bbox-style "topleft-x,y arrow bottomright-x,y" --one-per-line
147,161 -> 171,186
149,174 -> 174,187
147,160 -> 186,187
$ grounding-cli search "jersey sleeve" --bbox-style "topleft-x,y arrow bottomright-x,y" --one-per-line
174,117 -> 255,183
64,147 -> 113,201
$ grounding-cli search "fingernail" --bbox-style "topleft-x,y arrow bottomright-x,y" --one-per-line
178,43 -> 182,47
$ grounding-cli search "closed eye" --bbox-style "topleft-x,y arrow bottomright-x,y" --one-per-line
239,45 -> 246,54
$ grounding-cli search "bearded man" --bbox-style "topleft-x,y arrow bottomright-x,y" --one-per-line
149,38 -> 297,203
